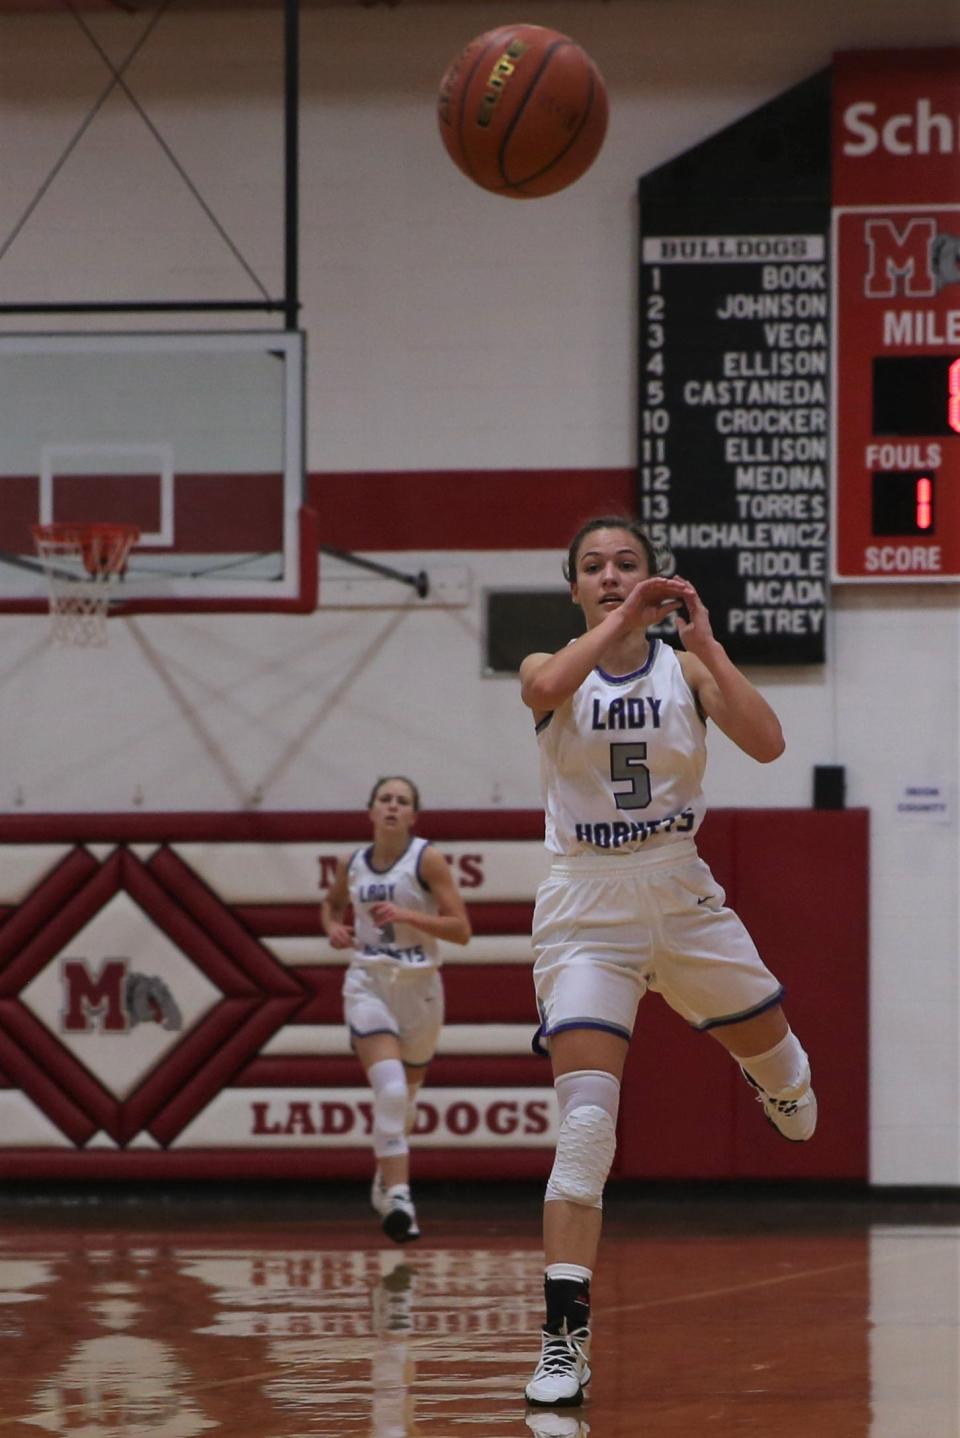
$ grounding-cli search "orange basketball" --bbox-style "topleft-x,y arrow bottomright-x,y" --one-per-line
437,24 -> 608,199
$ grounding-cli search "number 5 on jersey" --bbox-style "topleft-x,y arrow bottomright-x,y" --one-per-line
610,742 -> 651,809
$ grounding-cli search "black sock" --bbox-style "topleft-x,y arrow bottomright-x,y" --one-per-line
544,1276 -> 591,1334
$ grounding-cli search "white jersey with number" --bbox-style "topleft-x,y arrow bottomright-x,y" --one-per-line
347,835 -> 440,967
536,638 -> 707,856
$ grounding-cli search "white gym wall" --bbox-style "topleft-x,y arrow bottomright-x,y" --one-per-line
0,0 -> 957,1184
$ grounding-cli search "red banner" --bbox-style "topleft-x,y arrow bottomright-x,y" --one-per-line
833,48 -> 960,207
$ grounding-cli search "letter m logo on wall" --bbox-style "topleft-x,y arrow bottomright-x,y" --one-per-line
864,218 -> 936,298
61,958 -> 128,1033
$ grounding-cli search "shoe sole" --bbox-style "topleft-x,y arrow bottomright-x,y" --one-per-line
524,1364 -> 591,1407
761,1111 -> 813,1143
382,1209 -> 420,1244
525,1388 -> 584,1408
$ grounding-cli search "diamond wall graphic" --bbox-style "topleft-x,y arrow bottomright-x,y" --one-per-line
19,891 -> 222,1101
0,846 -> 306,1148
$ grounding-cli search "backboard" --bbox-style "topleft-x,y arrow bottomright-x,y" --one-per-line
0,331 -> 313,615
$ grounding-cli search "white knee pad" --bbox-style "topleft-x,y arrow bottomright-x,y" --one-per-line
545,1070 -> 621,1210
368,1058 -> 409,1159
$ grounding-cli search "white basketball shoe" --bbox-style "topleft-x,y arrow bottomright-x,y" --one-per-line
741,1066 -> 818,1142
525,1325 -> 591,1407
382,1184 -> 420,1244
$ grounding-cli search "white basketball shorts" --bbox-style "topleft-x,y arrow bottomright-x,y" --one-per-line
342,961 -> 444,1066
532,839 -> 783,1042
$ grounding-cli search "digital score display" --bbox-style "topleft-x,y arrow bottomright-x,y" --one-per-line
872,356 -> 960,437
833,206 -> 960,581
871,472 -> 935,536
868,363 -> 957,541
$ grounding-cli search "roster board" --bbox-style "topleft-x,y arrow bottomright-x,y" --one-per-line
639,72 -> 831,662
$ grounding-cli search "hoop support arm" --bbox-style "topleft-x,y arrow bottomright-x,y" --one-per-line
319,544 -> 429,599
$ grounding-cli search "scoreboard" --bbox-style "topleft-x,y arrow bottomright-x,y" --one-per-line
832,50 -> 960,582
639,47 -> 960,665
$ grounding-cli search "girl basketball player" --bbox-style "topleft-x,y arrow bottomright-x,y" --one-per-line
322,777 -> 471,1243
521,517 -> 817,1407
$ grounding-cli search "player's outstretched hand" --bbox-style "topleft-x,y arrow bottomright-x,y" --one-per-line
672,578 -> 716,654
620,575 -> 689,632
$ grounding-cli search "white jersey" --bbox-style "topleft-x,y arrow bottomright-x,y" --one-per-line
536,638 -> 707,856
347,835 -> 440,967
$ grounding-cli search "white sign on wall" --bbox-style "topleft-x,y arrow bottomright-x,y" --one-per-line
172,1087 -> 557,1149
894,782 -> 953,825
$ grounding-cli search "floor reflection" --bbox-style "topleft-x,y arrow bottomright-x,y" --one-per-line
369,1261 -> 417,1438
524,1414 -> 591,1438
0,1194 -> 956,1437
179,1241 -> 545,1433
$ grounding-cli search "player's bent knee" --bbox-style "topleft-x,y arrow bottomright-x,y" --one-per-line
545,1104 -> 618,1209
545,1068 -> 621,1208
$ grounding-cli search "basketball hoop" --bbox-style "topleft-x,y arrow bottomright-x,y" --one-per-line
31,522 -> 140,646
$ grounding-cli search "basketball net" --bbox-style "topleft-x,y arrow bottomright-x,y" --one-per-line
31,522 -> 140,646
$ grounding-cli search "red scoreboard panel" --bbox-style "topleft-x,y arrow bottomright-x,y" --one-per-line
833,49 -> 960,582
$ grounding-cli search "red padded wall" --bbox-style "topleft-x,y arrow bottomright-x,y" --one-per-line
615,810 -> 868,1180
0,808 -> 867,1181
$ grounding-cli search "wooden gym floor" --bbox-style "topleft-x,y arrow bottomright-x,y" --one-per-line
0,1182 -> 957,1438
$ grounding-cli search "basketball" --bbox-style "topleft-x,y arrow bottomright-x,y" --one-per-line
437,24 -> 608,199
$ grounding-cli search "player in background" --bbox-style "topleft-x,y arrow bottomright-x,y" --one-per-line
520,516 -> 817,1407
322,776 -> 471,1242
